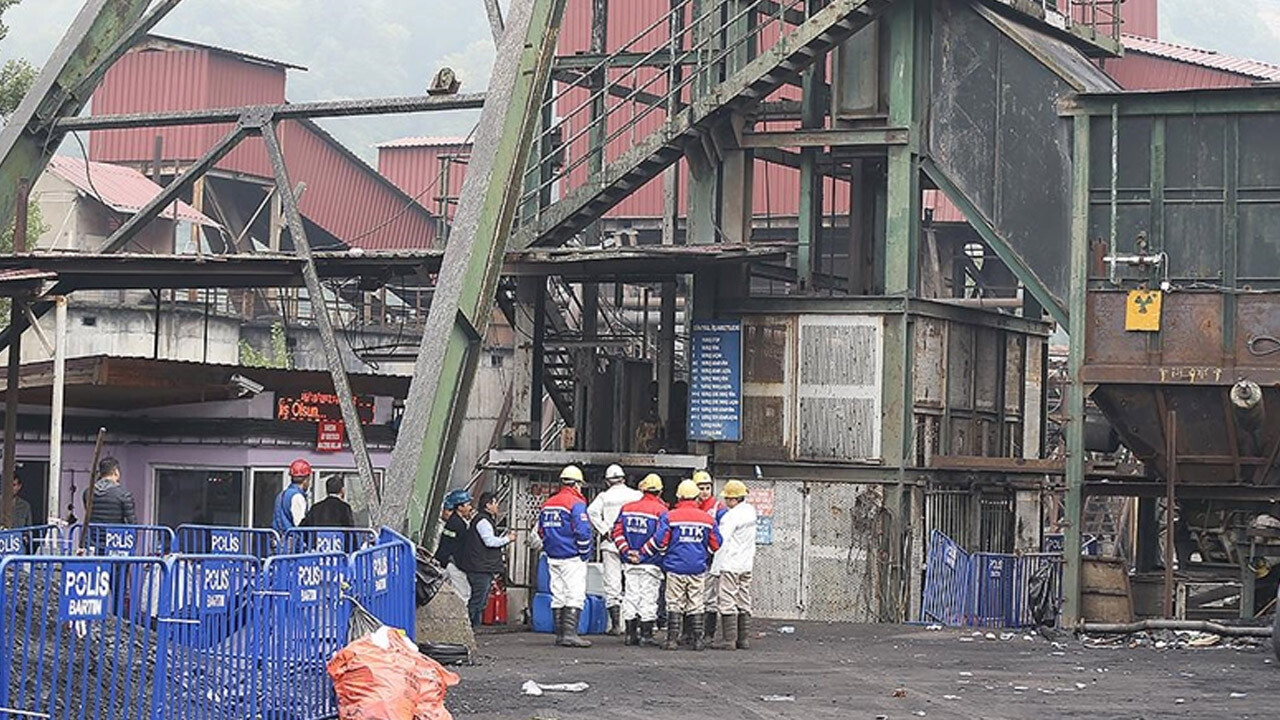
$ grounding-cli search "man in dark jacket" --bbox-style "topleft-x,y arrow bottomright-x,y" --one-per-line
301,476 -> 356,528
84,457 -> 136,525
457,491 -> 514,627
436,489 -> 474,602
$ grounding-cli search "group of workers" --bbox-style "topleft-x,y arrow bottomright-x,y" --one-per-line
538,464 -> 757,651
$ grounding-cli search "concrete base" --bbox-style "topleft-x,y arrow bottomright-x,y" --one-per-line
416,588 -> 478,653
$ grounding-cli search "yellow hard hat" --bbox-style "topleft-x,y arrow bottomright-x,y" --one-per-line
722,479 -> 748,499
692,470 -> 712,486
639,473 -> 663,493
676,479 -> 700,500
560,465 -> 584,484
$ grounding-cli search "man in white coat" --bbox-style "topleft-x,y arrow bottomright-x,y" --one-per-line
587,464 -> 642,636
710,479 -> 757,650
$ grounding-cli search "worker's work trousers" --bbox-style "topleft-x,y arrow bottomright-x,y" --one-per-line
703,570 -> 719,612
621,564 -> 663,622
548,556 -> 588,610
664,571 -> 706,615
600,546 -> 624,608
716,571 -> 753,615
446,562 -> 471,602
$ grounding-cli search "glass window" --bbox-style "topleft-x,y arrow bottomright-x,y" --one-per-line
155,468 -> 245,528
251,470 -> 287,529
314,470 -> 383,528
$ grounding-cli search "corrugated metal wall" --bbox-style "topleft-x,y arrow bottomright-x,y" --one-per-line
378,144 -> 471,222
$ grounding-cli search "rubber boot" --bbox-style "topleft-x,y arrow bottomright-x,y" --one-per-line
711,614 -> 738,650
704,611 -> 718,639
679,612 -> 694,647
736,613 -> 751,650
607,606 -> 623,637
552,608 -> 565,646
690,612 -> 707,651
662,613 -> 682,651
560,608 -> 592,648
624,619 -> 639,647
639,620 -> 660,648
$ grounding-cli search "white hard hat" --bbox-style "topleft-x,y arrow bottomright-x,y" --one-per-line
605,464 -> 626,483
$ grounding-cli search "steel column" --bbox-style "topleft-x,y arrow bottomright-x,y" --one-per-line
883,0 -> 920,296
386,0 -> 568,540
260,123 -> 381,523
1063,114 -> 1092,627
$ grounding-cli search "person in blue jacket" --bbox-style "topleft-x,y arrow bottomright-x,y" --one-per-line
536,465 -> 593,648
272,459 -> 312,535
611,473 -> 668,647
645,479 -> 721,651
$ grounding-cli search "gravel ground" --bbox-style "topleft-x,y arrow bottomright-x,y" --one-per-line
445,620 -> 1277,720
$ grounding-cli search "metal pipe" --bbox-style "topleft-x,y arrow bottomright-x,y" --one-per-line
54,94 -> 488,132
1080,619 -> 1271,638
48,297 -> 67,526
1231,379 -> 1265,432
1164,410 -> 1177,618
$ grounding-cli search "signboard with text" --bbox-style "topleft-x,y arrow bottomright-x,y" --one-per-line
60,563 -> 112,621
689,321 -> 742,441
749,487 -> 775,545
278,392 -> 375,425
316,420 -> 345,452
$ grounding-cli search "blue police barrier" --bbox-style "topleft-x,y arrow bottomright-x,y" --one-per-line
174,525 -> 280,559
69,523 -> 174,557
920,530 -> 972,627
282,526 -> 376,555
349,528 -> 416,640
0,555 -> 170,720
0,524 -> 67,556
258,552 -> 350,720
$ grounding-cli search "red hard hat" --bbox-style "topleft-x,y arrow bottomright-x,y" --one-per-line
289,458 -> 313,478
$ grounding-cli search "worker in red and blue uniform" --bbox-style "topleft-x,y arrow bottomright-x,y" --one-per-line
611,473 -> 668,648
694,470 -> 727,642
536,465 -> 593,648
646,479 -> 721,651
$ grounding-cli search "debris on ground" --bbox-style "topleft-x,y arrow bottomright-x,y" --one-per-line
521,681 -> 589,696
1079,629 -> 1263,651
759,695 -> 795,702
778,626 -> 796,634
892,688 -> 907,698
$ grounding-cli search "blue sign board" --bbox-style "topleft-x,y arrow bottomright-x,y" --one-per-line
1042,533 -> 1065,554
60,562 -> 112,621
209,530 -> 242,554
689,321 -> 743,441
371,549 -> 390,596
200,560 -> 234,614
756,517 -> 774,545
315,531 -> 345,554
293,560 -> 324,605
102,527 -> 138,557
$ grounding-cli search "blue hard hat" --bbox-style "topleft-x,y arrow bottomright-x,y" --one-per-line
444,489 -> 473,510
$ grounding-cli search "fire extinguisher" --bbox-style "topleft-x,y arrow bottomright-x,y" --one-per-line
483,577 -> 509,625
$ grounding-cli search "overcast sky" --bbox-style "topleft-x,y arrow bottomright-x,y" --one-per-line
1,0 -> 1278,162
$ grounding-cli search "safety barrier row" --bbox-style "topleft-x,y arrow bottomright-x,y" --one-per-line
1,524 -> 378,560
920,530 -> 1064,629
0,527 -> 415,720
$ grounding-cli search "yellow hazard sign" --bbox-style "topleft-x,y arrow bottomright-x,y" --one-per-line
1125,289 -> 1162,332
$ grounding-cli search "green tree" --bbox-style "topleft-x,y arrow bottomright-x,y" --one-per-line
240,322 -> 293,369
0,0 -> 44,254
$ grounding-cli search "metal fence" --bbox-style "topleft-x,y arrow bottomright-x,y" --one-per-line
68,524 -> 175,557
282,526 -> 377,555
0,524 -> 68,556
0,526 -> 415,720
921,530 -> 1063,629
174,525 -> 280,559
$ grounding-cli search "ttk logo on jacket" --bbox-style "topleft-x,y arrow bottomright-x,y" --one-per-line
611,494 -> 669,565
646,500 -> 722,575
537,486 -> 594,560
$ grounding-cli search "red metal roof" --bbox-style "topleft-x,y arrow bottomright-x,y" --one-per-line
1119,0 -> 1158,39
45,156 -> 219,227
89,36 -> 438,251
1119,34 -> 1280,83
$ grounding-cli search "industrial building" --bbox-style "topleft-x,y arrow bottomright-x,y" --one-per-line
2,0 -> 1280,632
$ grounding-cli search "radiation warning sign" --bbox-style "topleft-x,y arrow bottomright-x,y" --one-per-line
1125,290 -> 1162,332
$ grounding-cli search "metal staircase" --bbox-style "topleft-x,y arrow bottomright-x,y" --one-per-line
512,0 -> 899,249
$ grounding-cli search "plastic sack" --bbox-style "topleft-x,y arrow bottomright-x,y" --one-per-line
328,626 -> 460,720
415,545 -> 446,607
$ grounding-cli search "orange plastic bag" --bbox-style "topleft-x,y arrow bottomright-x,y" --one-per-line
328,627 -> 461,720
